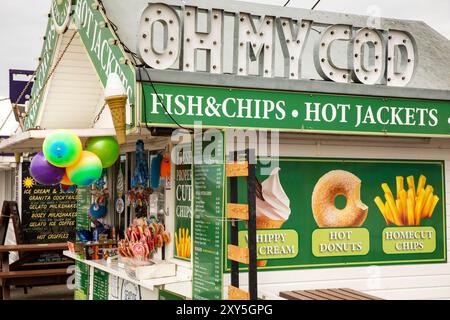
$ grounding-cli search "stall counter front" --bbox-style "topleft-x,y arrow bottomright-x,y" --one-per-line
64,251 -> 192,300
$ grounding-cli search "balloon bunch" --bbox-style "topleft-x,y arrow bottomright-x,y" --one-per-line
30,130 -> 120,187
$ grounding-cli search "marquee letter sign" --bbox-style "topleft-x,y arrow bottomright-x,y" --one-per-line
138,2 -> 418,87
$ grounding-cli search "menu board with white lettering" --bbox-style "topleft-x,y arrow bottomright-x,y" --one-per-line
21,162 -> 77,243
76,187 -> 91,232
192,133 -> 225,300
93,268 -> 109,300
75,261 -> 90,300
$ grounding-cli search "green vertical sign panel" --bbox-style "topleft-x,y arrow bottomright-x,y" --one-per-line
75,261 -> 90,300
159,289 -> 186,300
93,268 -> 109,300
192,132 -> 226,300
174,143 -> 193,261
76,187 -> 91,233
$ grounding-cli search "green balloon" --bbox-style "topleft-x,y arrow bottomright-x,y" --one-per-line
85,136 -> 120,168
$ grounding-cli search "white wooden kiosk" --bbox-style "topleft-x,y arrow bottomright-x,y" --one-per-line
1,0 -> 450,300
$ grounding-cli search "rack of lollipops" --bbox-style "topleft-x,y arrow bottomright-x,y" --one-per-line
33,130 -> 172,277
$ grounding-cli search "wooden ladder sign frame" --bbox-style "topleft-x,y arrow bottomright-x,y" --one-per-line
226,149 -> 257,300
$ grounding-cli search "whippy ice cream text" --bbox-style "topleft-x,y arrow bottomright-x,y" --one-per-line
150,93 -> 439,128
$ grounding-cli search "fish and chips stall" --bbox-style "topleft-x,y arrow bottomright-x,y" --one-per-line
1,0 -> 450,300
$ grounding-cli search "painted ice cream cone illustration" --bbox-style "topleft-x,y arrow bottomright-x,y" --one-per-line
105,73 -> 127,145
256,167 -> 291,267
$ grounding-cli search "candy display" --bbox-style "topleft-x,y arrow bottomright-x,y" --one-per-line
30,152 -> 65,185
43,130 -> 82,168
85,136 -> 120,168
66,151 -> 103,187
118,218 -> 171,262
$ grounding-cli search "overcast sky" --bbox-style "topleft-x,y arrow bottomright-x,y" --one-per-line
0,0 -> 449,98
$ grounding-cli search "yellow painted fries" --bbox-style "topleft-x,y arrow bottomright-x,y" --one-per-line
374,175 -> 439,226
175,227 -> 191,258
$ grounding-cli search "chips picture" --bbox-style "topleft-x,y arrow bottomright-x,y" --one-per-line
374,175 -> 439,226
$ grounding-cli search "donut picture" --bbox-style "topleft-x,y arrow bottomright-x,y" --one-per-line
312,170 -> 368,228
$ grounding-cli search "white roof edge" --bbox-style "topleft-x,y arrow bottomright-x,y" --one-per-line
0,128 -> 116,153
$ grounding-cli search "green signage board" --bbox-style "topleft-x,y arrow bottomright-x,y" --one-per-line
174,143 -> 192,261
192,133 -> 226,300
225,157 -> 447,271
75,261 -> 90,300
74,0 -> 136,127
76,187 -> 91,233
142,83 -> 450,138
51,0 -> 72,34
93,268 -> 109,300
24,18 -> 59,130
159,289 -> 186,300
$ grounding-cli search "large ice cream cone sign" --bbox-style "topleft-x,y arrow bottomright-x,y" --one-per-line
105,73 -> 128,145
256,167 -> 291,267
14,153 -> 21,164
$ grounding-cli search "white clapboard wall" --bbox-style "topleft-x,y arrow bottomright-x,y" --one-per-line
38,30 -> 105,130
224,134 -> 450,300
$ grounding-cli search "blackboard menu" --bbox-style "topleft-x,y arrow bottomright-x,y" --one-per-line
75,261 -> 90,300
93,268 -> 109,300
21,162 -> 77,243
192,133 -> 225,300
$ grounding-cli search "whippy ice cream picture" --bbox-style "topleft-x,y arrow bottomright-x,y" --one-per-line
228,158 -> 446,271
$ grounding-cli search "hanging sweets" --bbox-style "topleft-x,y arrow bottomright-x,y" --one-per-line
30,152 -> 65,185
43,130 -> 82,168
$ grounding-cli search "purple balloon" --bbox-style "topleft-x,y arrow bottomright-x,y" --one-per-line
30,152 -> 65,185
